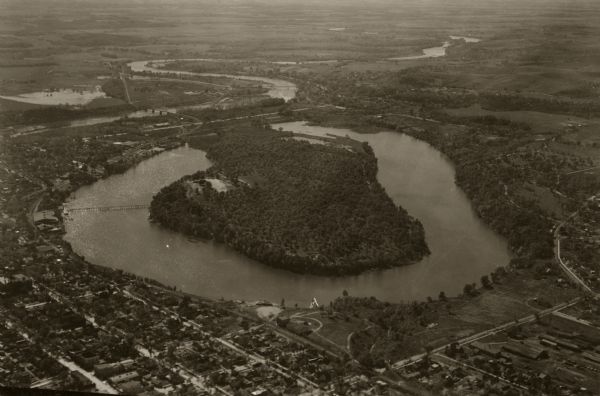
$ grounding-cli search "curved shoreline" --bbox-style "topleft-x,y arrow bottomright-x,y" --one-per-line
64,123 -> 509,305
387,35 -> 481,61
127,59 -> 298,102
1,34 -> 481,110
149,130 -> 429,276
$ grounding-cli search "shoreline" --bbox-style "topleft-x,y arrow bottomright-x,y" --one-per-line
148,126 -> 429,277
59,118 -> 510,306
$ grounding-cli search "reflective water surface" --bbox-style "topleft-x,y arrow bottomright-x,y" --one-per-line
65,123 -> 509,306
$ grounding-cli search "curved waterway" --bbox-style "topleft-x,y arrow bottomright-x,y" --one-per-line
127,60 -> 297,102
2,35 -> 479,112
388,35 -> 481,61
64,123 -> 509,306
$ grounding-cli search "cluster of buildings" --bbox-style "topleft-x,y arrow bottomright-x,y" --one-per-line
394,306 -> 600,395
0,127 -> 397,395
561,196 -> 600,292
105,140 -> 179,172
0,321 -> 72,391
225,326 -> 382,394
0,242 -> 390,395
4,101 -> 598,395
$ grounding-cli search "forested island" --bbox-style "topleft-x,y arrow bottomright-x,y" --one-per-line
150,126 -> 429,276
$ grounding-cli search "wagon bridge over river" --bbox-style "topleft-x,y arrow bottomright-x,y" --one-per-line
63,204 -> 149,214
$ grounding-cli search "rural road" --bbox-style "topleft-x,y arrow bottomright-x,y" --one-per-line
553,193 -> 597,296
392,297 -> 581,370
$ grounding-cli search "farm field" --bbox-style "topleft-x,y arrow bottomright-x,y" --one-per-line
2,1 -> 600,395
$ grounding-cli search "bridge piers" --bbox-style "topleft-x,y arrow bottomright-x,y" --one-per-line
64,204 -> 150,214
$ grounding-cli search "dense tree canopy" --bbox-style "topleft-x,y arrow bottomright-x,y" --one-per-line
150,127 -> 428,275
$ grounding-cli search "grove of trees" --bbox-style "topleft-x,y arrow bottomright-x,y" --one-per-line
150,127 -> 429,275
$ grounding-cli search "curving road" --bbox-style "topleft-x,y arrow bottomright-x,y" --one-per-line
553,194 -> 597,296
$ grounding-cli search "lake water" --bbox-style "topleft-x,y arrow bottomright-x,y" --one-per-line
0,87 -> 106,106
64,123 -> 510,307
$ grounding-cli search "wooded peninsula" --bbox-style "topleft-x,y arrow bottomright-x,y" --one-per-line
149,126 -> 429,276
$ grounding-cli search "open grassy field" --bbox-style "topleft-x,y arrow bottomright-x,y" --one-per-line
0,0 -> 597,105
3,2 -> 600,394
363,269 -> 581,360
272,265 -> 582,363
446,104 -> 600,143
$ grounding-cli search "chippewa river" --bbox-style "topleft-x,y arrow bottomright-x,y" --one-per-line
64,121 -> 510,306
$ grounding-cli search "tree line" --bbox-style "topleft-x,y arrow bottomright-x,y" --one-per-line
150,127 -> 429,276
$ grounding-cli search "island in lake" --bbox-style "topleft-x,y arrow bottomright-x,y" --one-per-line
150,126 -> 429,276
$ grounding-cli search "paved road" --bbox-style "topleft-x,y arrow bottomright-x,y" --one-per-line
136,76 -> 230,89
124,288 -> 322,390
553,195 -> 597,295
119,66 -> 132,104
392,297 -> 581,370
565,165 -> 600,175
376,112 -> 440,124
553,310 -> 600,330
58,357 -> 119,394
4,317 -> 118,394
432,353 -> 528,391
36,281 -> 214,394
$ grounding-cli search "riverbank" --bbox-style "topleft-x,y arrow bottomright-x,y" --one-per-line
61,119 -> 510,305
1,107 -> 592,395
149,125 -> 429,276
127,60 -> 298,102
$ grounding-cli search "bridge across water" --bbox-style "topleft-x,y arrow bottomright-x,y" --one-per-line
64,204 -> 149,214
